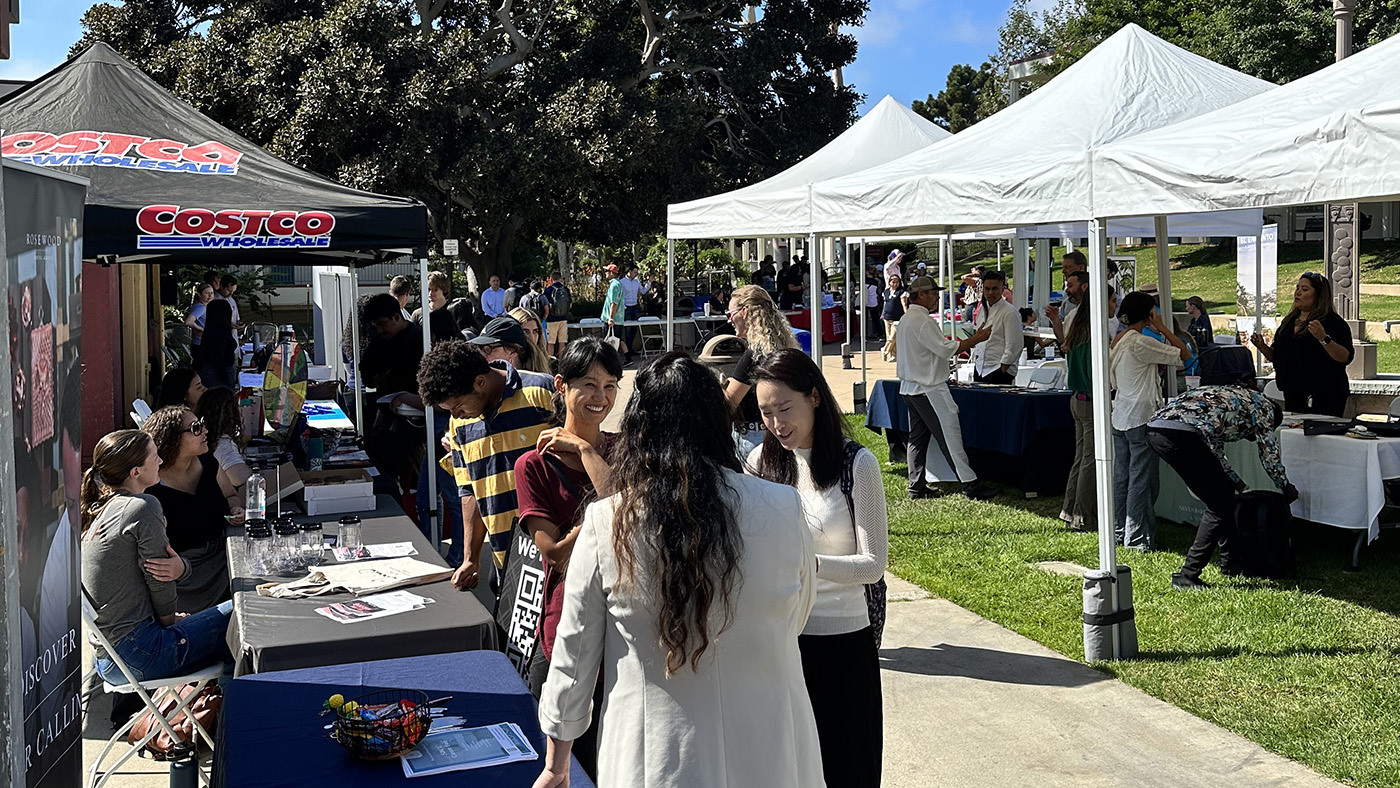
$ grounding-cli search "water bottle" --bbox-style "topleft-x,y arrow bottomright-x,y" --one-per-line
168,742 -> 198,788
245,469 -> 266,522
1045,344 -> 1056,361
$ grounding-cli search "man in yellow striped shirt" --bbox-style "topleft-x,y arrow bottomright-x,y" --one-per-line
418,336 -> 554,591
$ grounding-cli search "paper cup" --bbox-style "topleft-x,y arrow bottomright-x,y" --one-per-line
1185,375 -> 1201,389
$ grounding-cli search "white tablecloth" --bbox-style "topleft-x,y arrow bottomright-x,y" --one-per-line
1156,428 -> 1400,543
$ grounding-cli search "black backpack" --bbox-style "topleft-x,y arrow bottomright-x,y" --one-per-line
548,284 -> 572,320
520,290 -> 546,317
1230,490 -> 1297,579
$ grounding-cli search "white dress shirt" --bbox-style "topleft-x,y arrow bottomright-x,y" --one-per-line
1109,330 -> 1185,432
973,298 -> 1022,378
896,303 -> 958,395
620,275 -> 650,306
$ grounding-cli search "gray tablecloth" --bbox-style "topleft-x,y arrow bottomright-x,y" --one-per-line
225,495 -> 495,676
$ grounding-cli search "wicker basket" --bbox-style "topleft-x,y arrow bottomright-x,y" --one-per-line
331,689 -> 431,760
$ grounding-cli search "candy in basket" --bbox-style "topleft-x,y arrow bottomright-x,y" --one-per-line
325,689 -> 436,760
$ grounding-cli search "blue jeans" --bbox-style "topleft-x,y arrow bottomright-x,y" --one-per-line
417,458 -> 465,566
96,600 -> 233,685
1113,426 -> 1160,549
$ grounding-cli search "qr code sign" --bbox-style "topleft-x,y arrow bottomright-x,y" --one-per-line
504,563 -> 546,676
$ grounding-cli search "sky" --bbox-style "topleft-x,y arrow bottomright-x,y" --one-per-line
0,0 -> 1048,113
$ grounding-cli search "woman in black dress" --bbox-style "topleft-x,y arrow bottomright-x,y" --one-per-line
1251,272 -> 1355,417
142,406 -> 243,613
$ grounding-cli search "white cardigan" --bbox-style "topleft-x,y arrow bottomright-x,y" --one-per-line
539,471 -> 825,788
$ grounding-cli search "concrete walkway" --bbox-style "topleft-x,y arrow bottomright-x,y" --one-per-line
879,575 -> 1342,787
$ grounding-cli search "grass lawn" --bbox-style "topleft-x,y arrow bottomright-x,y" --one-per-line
852,415 -> 1400,787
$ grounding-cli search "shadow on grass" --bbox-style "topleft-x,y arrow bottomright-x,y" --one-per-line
879,644 -> 1109,687
1113,644 -> 1381,664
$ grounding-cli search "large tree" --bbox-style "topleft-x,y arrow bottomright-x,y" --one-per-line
912,62 -> 993,132
77,0 -> 867,283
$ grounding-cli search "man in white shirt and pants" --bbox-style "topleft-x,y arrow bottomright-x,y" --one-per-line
897,276 -> 995,501
971,270 -> 1022,385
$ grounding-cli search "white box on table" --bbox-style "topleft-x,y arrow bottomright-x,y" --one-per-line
298,468 -> 375,516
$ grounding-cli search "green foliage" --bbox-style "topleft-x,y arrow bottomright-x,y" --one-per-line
980,0 -> 1083,116
161,264 -> 281,323
77,0 -> 869,286
911,62 -> 994,132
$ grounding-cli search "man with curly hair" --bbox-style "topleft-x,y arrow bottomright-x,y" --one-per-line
418,340 -> 554,592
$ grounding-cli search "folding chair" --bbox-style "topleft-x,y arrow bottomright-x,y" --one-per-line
1263,379 -> 1285,405
131,400 -> 153,427
1028,364 -> 1064,390
81,591 -> 220,788
635,316 -> 666,359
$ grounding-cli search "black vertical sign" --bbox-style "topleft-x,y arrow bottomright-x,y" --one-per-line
5,162 -> 86,787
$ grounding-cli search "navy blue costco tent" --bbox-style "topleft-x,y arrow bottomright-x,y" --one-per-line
0,42 -> 428,264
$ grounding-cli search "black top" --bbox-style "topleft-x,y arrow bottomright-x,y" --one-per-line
1188,313 -> 1213,348
777,266 -> 804,307
731,348 -> 762,425
360,323 -> 425,395
1273,311 -> 1354,406
882,287 -> 906,321
147,453 -> 229,551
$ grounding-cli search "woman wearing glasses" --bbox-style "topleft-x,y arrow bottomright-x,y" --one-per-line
1251,272 -> 1355,417
142,407 -> 242,613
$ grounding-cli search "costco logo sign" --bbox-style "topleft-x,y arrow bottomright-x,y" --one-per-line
136,205 -> 335,250
2,131 -> 243,175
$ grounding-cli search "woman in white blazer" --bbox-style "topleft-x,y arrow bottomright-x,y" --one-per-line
534,352 -> 824,788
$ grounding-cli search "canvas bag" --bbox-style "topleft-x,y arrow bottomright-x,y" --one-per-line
838,440 -> 888,648
496,454 -> 583,677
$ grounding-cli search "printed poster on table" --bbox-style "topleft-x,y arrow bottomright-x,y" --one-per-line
4,162 -> 86,788
1236,224 -> 1279,337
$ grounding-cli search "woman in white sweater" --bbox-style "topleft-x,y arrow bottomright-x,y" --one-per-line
534,352 -> 824,788
747,348 -> 889,788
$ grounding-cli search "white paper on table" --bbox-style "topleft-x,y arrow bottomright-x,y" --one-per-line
366,542 -> 420,559
313,590 -> 435,624
401,723 -> 538,777
257,556 -> 454,598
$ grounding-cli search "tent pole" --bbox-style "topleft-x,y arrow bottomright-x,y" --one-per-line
419,256 -> 439,549
666,239 -> 675,351
1154,216 -> 1177,398
1254,232 -> 1264,378
843,237 -> 852,370
860,240 -> 868,396
937,238 -> 947,332
948,235 -> 959,339
1086,218 -> 1124,660
350,265 -> 365,438
1012,237 -> 1029,309
809,232 -> 821,364
997,241 -> 1002,272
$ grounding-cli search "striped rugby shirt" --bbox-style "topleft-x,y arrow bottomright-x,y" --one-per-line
441,360 -> 555,568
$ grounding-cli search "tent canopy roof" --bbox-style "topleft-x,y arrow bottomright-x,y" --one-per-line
808,24 -> 1274,237
666,95 -> 950,239
1092,30 -> 1400,218
0,43 -> 427,265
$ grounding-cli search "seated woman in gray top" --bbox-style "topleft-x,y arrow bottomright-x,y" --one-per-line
81,430 -> 232,684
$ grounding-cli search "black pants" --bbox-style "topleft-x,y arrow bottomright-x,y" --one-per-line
527,649 -> 602,779
1283,385 -> 1348,418
799,627 -> 883,788
975,368 -> 1015,385
1147,427 -> 1238,578
902,392 -> 975,492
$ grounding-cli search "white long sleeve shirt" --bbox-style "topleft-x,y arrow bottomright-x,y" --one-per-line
973,298 -> 1022,378
747,445 -> 888,635
620,275 -> 650,306
1109,329 -> 1185,432
896,303 -> 958,395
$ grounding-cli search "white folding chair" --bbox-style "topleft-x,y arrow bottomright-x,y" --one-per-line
1263,379 -> 1285,405
1028,365 -> 1063,390
1388,396 -> 1400,423
635,316 -> 666,358
81,591 -> 221,788
130,400 -> 153,427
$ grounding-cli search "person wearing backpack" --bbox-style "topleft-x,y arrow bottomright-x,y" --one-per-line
746,348 -> 888,788
520,280 -> 549,323
543,271 -> 573,359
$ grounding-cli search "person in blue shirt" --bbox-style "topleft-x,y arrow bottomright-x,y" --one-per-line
481,274 -> 506,319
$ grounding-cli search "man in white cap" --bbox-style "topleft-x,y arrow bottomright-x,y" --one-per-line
897,275 -> 996,501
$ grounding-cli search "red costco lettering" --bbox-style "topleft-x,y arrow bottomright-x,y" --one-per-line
136,205 -> 179,235
52,131 -> 103,155
135,139 -> 185,162
295,212 -> 335,237
98,133 -> 147,156
267,211 -> 298,237
173,209 -> 216,235
183,141 -> 241,166
1,132 -> 57,155
212,211 -> 245,236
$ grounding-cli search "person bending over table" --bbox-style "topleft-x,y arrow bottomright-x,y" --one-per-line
533,353 -> 823,788
1110,293 -> 1191,551
143,407 -> 240,613
971,270 -> 1021,385
723,285 -> 800,456
194,386 -> 253,499
748,348 -> 889,788
1251,272 -> 1355,417
1146,386 -> 1298,591
418,340 -> 555,592
82,429 -> 233,686
897,276 -> 994,501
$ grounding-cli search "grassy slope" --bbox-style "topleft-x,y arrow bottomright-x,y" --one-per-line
854,415 -> 1400,787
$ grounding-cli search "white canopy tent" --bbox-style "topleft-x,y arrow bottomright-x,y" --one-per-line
803,24 -> 1277,659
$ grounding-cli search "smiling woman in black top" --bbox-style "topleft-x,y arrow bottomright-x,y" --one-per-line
142,406 -> 242,613
1251,272 -> 1355,417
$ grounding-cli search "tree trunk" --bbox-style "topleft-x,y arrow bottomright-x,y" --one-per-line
460,215 -> 524,295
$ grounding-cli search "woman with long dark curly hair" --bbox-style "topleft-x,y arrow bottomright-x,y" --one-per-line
532,352 -> 823,788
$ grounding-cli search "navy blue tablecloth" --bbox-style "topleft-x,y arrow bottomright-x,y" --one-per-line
215,650 -> 594,788
948,386 -> 1073,455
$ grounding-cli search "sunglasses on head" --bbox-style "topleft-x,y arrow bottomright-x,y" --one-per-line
183,419 -> 206,436
1301,271 -> 1325,283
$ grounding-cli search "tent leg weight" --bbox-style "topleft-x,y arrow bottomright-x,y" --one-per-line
1083,565 -> 1138,662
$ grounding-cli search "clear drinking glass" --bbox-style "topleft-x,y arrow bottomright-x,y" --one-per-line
338,515 -> 363,555
300,522 -> 325,567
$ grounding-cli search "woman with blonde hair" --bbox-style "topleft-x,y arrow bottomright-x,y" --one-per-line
510,306 -> 554,373
82,429 -> 232,684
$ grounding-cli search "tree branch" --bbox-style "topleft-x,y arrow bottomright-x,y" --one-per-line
413,0 -> 450,34
482,0 -> 537,80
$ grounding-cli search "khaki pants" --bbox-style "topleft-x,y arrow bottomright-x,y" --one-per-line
882,319 -> 898,361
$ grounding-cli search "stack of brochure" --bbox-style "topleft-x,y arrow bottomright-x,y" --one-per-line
314,590 -> 434,624
401,723 -> 538,777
